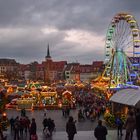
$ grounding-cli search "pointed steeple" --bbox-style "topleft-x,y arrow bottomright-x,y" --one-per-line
47,44 -> 50,57
45,44 -> 51,61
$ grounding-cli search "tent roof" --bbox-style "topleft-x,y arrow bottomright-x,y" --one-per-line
110,88 -> 140,108
62,90 -> 72,95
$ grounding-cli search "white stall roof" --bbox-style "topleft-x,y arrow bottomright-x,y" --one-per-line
110,88 -> 140,108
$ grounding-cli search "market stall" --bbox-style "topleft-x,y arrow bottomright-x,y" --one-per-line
27,82 -> 42,91
40,91 -> 57,105
16,98 -> 36,110
62,90 -> 75,108
110,88 -> 140,113
104,88 -> 140,127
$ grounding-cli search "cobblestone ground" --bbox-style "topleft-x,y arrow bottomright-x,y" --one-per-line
4,109 -> 138,140
6,109 -> 98,131
4,130 -> 138,140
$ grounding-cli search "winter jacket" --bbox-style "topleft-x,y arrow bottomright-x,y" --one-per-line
66,122 -> 77,136
94,125 -> 107,140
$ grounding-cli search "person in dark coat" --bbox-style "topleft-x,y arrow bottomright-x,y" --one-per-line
124,111 -> 136,140
62,107 -> 65,117
14,116 -> 20,140
42,117 -> 48,133
10,117 -> 15,133
47,118 -> 55,136
94,120 -> 107,140
21,108 -> 26,117
29,118 -> 37,140
115,116 -> 123,136
135,109 -> 140,140
66,116 -> 77,140
0,122 -> 4,140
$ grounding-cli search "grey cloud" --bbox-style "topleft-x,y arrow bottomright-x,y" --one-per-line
0,0 -> 140,64
0,0 -> 140,30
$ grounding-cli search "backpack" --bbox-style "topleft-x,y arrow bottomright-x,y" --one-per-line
116,118 -> 122,126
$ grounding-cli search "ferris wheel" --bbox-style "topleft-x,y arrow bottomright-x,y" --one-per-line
103,12 -> 140,87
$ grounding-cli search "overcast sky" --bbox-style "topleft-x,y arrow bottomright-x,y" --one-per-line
0,0 -> 140,64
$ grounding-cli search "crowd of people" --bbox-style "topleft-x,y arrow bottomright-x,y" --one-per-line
9,115 -> 38,140
0,110 -> 56,140
0,90 -> 140,140
42,113 -> 55,137
66,89 -> 140,140
66,108 -> 140,140
75,92 -> 108,122
62,106 -> 70,118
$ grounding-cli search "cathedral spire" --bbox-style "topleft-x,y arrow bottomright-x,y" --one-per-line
45,44 -> 51,61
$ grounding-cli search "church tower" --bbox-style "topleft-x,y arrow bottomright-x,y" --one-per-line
44,44 -> 52,85
45,44 -> 52,61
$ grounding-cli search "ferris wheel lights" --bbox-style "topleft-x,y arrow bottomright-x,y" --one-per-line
106,52 -> 110,56
134,40 -> 140,42
114,16 -> 120,21
126,81 -> 133,85
125,14 -> 133,23
111,19 -> 115,23
104,13 -> 139,89
133,34 -> 138,37
126,20 -> 131,23
132,29 -> 140,37
128,20 -> 136,23
107,66 -> 111,68
109,28 -> 114,33
106,46 -> 110,48
118,12 -> 128,16
134,45 -> 140,48
107,36 -> 112,41
130,25 -> 136,29
134,52 -> 140,54
115,19 -> 119,23
111,20 -> 116,24
107,74 -> 110,76
106,42 -> 110,45
130,73 -> 137,77
125,15 -> 133,19
112,24 -> 116,28
120,17 -> 125,20
105,58 -> 110,61
111,21 -> 116,27
132,63 -> 140,66
109,27 -> 113,30
132,29 -> 140,32
134,52 -> 140,55
109,31 -> 113,34
114,16 -> 119,19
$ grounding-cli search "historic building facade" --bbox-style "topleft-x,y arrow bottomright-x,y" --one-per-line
0,46 -> 105,83
0,59 -> 19,81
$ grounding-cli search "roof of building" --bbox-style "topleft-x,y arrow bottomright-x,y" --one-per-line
110,88 -> 140,108
80,65 -> 92,73
0,58 -> 19,65
92,61 -> 103,67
